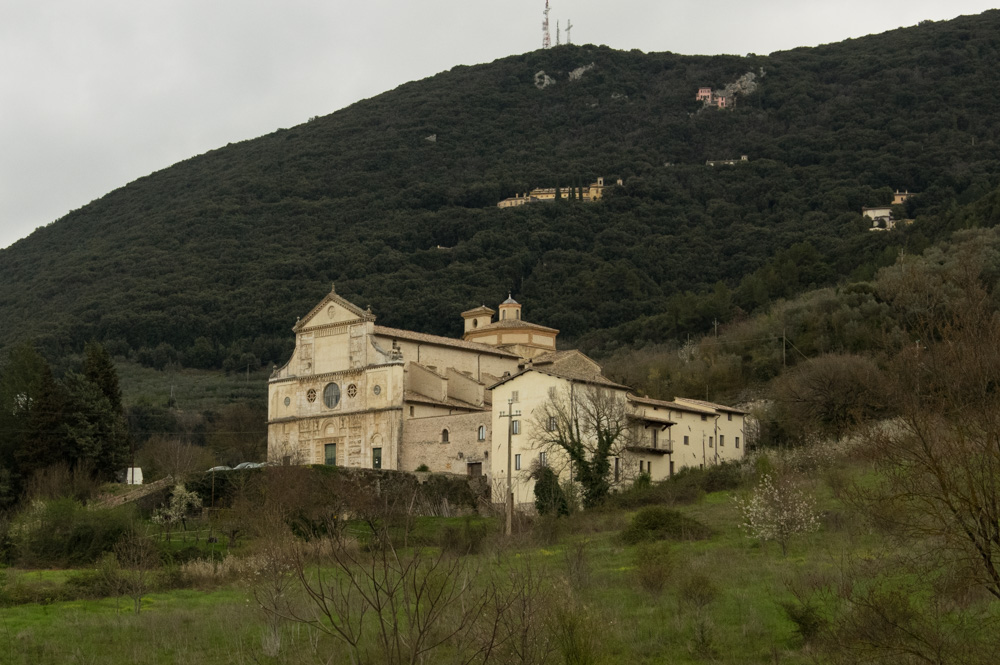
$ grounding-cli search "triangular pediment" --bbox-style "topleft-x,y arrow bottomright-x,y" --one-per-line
295,285 -> 374,331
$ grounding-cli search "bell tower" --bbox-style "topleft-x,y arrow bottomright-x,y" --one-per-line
461,305 -> 495,333
498,294 -> 522,321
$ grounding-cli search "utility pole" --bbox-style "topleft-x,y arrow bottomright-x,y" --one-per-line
499,396 -> 521,536
782,328 -> 786,367
565,19 -> 573,44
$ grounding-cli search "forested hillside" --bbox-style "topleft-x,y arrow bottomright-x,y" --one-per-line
3,10 -> 1000,370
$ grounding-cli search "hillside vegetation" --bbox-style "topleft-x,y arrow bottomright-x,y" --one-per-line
3,11 -> 1000,371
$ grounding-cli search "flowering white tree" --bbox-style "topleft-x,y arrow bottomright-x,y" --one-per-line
152,483 -> 202,542
737,473 -> 819,556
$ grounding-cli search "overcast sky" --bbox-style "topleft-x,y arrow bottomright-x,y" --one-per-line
1,1 -> 996,250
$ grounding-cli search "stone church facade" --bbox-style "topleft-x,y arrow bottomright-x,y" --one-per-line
267,286 -> 553,477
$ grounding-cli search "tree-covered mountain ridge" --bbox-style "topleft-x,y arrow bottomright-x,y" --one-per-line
3,10 -> 1000,370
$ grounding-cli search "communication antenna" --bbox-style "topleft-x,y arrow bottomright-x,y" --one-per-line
556,20 -> 561,46
542,0 -> 551,49
565,19 -> 573,44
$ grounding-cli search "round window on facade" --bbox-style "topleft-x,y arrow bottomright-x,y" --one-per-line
306,389 -> 317,403
373,385 -> 382,396
283,396 -> 291,407
323,383 -> 341,408
347,383 -> 358,398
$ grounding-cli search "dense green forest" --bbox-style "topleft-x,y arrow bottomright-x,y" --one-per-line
3,11 -> 1000,370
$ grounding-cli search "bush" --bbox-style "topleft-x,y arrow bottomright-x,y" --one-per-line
533,465 -> 569,517
608,462 -> 748,509
633,542 -> 673,595
620,506 -> 711,545
14,499 -> 138,567
438,517 -> 490,555
779,596 -> 828,642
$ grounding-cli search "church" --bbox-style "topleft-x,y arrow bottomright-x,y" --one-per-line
267,286 -> 746,497
266,286 -> 559,477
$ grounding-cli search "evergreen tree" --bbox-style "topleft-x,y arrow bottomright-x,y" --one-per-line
82,341 -> 122,411
532,464 -> 569,516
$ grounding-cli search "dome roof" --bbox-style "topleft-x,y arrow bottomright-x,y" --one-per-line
501,293 -> 519,305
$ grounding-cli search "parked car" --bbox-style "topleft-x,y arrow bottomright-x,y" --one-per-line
206,466 -> 232,473
233,462 -> 266,470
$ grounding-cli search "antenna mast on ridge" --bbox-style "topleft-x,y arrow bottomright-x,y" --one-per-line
565,19 -> 573,45
542,0 -> 551,49
556,20 -> 561,46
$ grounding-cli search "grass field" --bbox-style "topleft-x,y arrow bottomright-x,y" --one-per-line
0,464 -> 870,665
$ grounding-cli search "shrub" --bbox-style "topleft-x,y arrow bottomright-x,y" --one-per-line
679,573 -> 719,614
533,465 -> 569,517
620,506 -> 712,544
438,517 -> 490,555
563,540 -> 591,590
780,596 -> 828,643
14,499 -> 138,567
608,462 -> 748,509
633,542 -> 673,595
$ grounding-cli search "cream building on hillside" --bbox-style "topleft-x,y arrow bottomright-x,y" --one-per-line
268,286 -> 746,504
490,355 -> 747,505
627,395 -> 746,481
268,287 -> 554,477
496,178 -> 622,208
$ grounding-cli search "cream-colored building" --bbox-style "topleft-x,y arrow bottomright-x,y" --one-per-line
627,395 -> 746,481
268,287 -> 551,477
268,286 -> 746,502
497,178 -> 622,208
489,354 -> 747,505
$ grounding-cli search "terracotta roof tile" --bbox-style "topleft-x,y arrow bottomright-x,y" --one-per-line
374,326 -> 520,358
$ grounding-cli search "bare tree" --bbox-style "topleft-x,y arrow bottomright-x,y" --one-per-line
280,532 -> 503,665
530,384 -> 634,508
114,528 -> 159,614
772,353 -> 886,444
138,435 -> 215,480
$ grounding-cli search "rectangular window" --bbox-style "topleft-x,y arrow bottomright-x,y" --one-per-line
512,420 -> 520,435
547,416 -> 558,431
477,425 -> 486,441
727,413 -> 732,421
372,447 -> 382,470
409,406 -> 414,416
709,436 -> 713,448
639,460 -> 644,473
720,435 -> 724,447
324,443 -> 336,466
539,451 -> 547,465
548,386 -> 557,399
652,429 -> 658,448
614,457 -> 620,482
684,435 -> 689,446
511,390 -> 519,403
648,461 -> 653,476
515,454 -> 521,470
700,415 -> 707,421
735,437 -> 740,448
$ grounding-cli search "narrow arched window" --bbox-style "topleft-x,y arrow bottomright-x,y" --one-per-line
441,429 -> 449,443
477,425 -> 486,441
